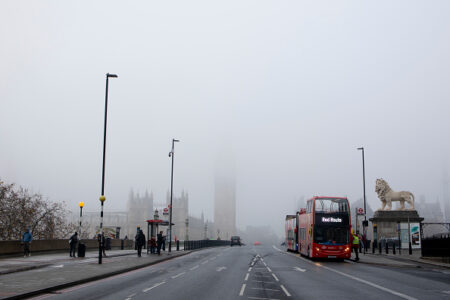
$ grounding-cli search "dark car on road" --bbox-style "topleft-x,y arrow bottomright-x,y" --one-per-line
230,236 -> 241,246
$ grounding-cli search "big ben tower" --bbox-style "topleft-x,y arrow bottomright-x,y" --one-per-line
214,151 -> 236,239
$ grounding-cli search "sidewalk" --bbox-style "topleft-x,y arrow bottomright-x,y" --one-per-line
0,249 -> 189,299
348,249 -> 450,269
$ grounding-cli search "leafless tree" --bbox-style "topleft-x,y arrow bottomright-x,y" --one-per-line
0,180 -> 72,240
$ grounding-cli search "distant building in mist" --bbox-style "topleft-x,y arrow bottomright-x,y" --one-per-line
443,168 -> 450,222
69,188 -> 214,241
126,189 -> 154,237
213,152 -> 236,240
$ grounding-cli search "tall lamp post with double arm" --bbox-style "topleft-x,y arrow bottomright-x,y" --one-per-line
98,73 -> 118,264
168,138 -> 180,253
357,147 -> 367,252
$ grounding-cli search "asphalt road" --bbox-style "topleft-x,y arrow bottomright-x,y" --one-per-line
31,245 -> 450,300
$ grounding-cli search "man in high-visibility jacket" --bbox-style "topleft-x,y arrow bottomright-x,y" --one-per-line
351,229 -> 359,261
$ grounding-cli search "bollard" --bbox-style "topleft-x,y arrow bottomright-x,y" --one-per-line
409,242 -> 412,255
385,242 -> 389,254
393,243 -> 396,255
379,242 -> 382,254
359,243 -> 362,253
372,242 -> 375,254
177,240 -> 179,251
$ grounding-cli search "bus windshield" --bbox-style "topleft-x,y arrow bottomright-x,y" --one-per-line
314,198 -> 348,213
314,226 -> 349,245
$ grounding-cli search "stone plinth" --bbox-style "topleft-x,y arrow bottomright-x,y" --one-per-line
370,210 -> 424,242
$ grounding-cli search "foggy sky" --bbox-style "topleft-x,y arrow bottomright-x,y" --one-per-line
1,1 -> 449,236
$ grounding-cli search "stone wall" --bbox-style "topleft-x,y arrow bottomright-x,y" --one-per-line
0,239 -> 134,256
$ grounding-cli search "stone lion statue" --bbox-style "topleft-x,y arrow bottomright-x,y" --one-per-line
375,178 -> 415,211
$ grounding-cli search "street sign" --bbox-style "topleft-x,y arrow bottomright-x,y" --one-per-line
163,208 -> 169,216
357,208 -> 364,215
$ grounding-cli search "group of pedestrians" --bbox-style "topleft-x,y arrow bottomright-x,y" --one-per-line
135,230 -> 166,257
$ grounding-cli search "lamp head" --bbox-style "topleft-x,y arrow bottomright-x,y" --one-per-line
107,73 -> 118,78
99,195 -> 106,202
173,139 -> 180,143
79,201 -> 84,208
357,147 -> 364,150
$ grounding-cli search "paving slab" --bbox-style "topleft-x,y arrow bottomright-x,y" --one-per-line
0,250 -> 189,299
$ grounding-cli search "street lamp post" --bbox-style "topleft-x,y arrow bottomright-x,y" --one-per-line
78,202 -> 84,237
357,147 -> 367,252
168,138 -> 180,253
99,73 -> 118,264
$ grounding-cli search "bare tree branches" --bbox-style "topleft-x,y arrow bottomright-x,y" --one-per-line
0,180 -> 72,240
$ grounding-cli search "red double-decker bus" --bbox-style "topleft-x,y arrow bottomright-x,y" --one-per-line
285,214 -> 298,252
298,196 -> 351,259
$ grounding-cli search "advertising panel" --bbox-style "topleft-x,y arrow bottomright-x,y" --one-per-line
400,222 -> 421,249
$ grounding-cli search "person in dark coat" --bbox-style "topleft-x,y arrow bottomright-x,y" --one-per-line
22,228 -> 33,257
69,232 -> 79,257
157,231 -> 164,255
135,230 -> 145,257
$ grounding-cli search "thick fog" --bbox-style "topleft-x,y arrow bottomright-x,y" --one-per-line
1,1 -> 449,237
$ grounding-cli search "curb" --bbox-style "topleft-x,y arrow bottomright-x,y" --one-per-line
4,251 -> 192,300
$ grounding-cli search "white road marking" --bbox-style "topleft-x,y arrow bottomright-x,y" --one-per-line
251,262 -> 255,266
294,267 -> 306,272
253,275 -> 272,278
251,288 -> 280,292
190,265 -> 199,270
260,258 -> 264,261
201,260 -> 209,264
216,266 -> 227,272
271,273 -> 279,282
248,297 -> 280,300
239,283 -> 246,296
280,285 -> 291,297
52,264 -> 64,268
254,267 -> 266,269
272,245 -> 282,252
210,256 -> 217,260
304,258 -> 417,300
171,272 -> 185,279
143,281 -> 165,292
248,267 -> 252,272
266,267 -> 272,272
126,293 -> 136,298
245,273 -> 249,281
252,280 -> 278,284
263,261 -> 267,266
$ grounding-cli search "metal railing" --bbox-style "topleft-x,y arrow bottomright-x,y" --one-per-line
184,239 -> 230,250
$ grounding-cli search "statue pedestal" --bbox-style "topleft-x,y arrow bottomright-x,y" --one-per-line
370,210 -> 424,249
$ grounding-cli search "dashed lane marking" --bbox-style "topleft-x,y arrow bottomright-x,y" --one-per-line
126,293 -> 136,298
201,260 -> 209,264
251,262 -> 255,266
190,265 -> 199,270
239,284 -> 246,296
266,267 -> 272,272
252,280 -> 278,284
210,256 -> 217,260
248,297 -> 280,300
245,273 -> 249,281
171,272 -> 185,279
143,281 -> 166,292
294,267 -> 306,272
248,267 -> 252,272
280,285 -> 291,297
216,266 -> 227,272
271,273 -> 279,282
251,288 -> 280,292
263,262 -> 267,266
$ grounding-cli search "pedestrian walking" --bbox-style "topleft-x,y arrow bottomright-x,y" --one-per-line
98,234 -> 107,257
22,228 -> 33,257
351,229 -> 359,261
69,232 -> 79,257
162,234 -> 166,251
157,231 -> 163,255
135,230 -> 145,257
150,236 -> 157,254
